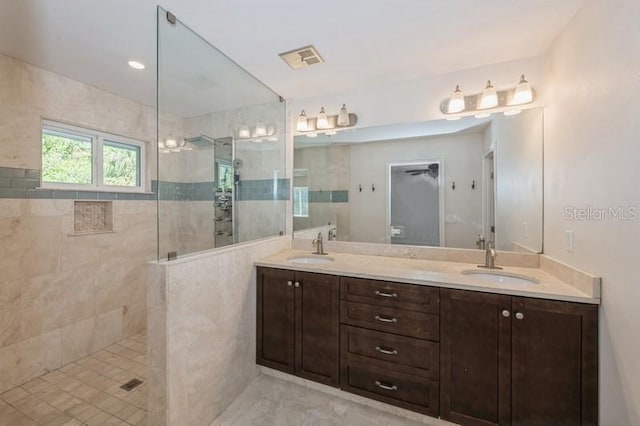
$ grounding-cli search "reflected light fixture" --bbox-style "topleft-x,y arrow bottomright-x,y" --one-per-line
325,129 -> 337,136
238,124 -> 250,139
165,135 -> 178,148
448,85 -> 465,113
316,107 -> 329,129
337,104 -> 350,127
158,140 -> 166,149
445,116 -> 461,121
127,60 -> 145,70
296,110 -> 308,132
479,80 -> 498,109
512,75 -> 533,105
475,112 -> 491,119
306,132 -> 318,138
254,120 -> 267,137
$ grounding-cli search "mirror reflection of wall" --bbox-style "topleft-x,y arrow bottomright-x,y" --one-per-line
293,108 -> 543,253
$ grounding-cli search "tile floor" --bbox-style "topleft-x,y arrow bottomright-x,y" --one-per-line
0,332 -> 147,426
212,374 -> 452,426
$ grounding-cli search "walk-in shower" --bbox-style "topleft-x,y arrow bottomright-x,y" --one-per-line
156,7 -> 287,260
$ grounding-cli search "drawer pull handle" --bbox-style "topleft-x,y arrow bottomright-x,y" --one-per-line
375,290 -> 398,298
375,380 -> 398,391
374,315 -> 397,323
375,346 -> 398,355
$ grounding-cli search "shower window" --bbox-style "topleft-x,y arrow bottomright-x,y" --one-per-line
41,120 -> 146,192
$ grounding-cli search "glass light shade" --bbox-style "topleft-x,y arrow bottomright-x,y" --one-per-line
479,81 -> 498,109
475,112 -> 491,119
296,110 -> 308,132
445,116 -> 461,121
238,124 -> 250,139
306,132 -> 318,138
337,104 -> 350,127
255,121 -> 267,137
447,85 -> 465,113
266,124 -> 276,136
512,75 -> 533,105
165,136 -> 177,148
316,107 -> 329,129
158,140 -> 166,149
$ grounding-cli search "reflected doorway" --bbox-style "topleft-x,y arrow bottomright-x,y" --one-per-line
387,161 -> 444,246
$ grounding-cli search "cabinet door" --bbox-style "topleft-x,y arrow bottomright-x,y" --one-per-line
256,267 -> 295,373
440,289 -> 512,426
511,297 -> 598,426
295,271 -> 340,387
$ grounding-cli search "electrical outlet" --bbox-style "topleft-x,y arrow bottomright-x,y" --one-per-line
565,230 -> 574,253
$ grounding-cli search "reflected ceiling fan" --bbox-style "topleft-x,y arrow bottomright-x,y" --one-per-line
405,163 -> 439,179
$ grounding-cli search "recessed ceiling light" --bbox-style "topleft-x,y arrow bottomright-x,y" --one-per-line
128,60 -> 145,70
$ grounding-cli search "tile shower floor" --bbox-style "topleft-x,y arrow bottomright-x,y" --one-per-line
0,332 -> 147,426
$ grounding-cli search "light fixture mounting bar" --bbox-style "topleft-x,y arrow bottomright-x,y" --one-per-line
440,87 -> 535,116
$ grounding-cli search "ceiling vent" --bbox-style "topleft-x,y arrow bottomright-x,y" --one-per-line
278,45 -> 324,70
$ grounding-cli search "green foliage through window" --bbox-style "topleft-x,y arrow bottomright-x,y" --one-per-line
41,122 -> 144,190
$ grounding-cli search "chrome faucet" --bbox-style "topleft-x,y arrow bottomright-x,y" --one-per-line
479,241 -> 502,269
476,233 -> 486,250
312,232 -> 327,255
328,227 -> 337,241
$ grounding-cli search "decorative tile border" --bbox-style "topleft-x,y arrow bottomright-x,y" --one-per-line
0,167 -> 291,201
308,190 -> 349,203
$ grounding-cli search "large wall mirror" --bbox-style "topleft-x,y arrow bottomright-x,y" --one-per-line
293,108 -> 543,253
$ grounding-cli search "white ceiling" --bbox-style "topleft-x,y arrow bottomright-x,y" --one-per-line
0,0 -> 583,115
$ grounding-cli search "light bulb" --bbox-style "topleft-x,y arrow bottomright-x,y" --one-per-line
255,121 -> 267,137
447,85 -> 465,113
337,104 -> 350,127
512,75 -> 533,105
316,107 -> 329,129
238,124 -> 250,139
479,80 -> 498,109
296,110 -> 308,132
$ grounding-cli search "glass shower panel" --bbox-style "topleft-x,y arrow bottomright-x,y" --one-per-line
157,7 -> 286,260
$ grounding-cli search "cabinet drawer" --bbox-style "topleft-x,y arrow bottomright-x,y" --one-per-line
340,301 -> 439,341
340,277 -> 439,313
342,363 -> 439,416
341,326 -> 439,379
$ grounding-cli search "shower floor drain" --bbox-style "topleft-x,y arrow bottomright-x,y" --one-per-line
120,378 -> 143,391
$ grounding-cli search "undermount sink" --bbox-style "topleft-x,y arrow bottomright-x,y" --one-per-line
461,269 -> 540,285
288,255 -> 335,265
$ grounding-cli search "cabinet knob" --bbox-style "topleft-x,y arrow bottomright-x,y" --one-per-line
502,309 -> 510,318
294,282 -> 300,288
515,312 -> 524,320
287,281 -> 293,287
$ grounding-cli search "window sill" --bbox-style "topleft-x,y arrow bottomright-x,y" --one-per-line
68,230 -> 116,237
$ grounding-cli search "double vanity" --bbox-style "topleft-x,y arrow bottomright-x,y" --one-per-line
255,248 -> 599,426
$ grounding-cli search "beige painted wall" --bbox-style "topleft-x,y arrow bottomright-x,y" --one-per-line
543,0 -> 640,424
0,54 -> 154,392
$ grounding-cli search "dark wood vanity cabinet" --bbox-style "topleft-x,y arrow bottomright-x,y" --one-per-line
257,267 -> 598,425
256,267 -> 340,387
440,288 -> 598,426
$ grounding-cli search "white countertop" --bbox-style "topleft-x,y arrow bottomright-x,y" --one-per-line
255,249 -> 600,304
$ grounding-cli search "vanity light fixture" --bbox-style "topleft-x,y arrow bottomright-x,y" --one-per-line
479,80 -> 498,109
440,75 -> 535,118
447,85 -> 465,113
127,60 -> 145,70
296,105 -> 358,137
337,104 -> 350,127
512,75 -> 533,105
165,135 -> 178,148
296,110 -> 309,132
316,107 -> 330,129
